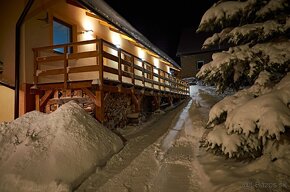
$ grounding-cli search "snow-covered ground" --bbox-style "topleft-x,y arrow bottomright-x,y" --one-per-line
1,85 -> 289,192
74,85 -> 289,192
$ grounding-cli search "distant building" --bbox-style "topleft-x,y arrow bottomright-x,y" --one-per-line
176,28 -> 222,79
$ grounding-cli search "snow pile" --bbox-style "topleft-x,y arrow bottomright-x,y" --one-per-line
0,101 -> 124,192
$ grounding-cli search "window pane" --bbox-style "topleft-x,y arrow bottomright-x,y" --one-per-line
53,19 -> 72,53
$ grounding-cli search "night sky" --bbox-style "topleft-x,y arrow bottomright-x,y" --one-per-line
103,0 -> 219,64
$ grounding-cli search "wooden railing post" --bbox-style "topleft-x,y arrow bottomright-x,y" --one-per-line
141,60 -> 145,86
98,40 -> 104,88
63,46 -> 68,90
33,49 -> 39,86
150,65 -> 154,88
158,68 -> 161,91
118,49 -> 122,83
131,56 -> 135,85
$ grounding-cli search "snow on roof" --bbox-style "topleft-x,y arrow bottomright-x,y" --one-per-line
0,101 -> 123,191
77,0 -> 180,69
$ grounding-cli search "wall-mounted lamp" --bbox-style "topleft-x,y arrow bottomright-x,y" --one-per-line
79,29 -> 94,34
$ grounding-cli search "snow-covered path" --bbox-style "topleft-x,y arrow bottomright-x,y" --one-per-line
76,85 -> 290,192
75,85 -> 222,192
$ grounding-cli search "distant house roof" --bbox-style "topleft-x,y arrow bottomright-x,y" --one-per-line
77,0 -> 180,69
176,28 -> 222,56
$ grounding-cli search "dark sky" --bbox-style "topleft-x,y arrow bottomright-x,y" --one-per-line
103,0 -> 219,64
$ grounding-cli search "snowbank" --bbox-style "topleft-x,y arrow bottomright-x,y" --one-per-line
0,101 -> 124,192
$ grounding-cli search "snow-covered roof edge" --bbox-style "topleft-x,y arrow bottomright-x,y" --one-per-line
77,0 -> 181,69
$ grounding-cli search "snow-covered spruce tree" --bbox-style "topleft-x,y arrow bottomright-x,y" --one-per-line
196,0 -> 290,159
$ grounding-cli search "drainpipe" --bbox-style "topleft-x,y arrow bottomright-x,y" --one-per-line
15,0 -> 35,119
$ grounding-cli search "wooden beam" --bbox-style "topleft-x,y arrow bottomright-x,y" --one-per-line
40,90 -> 54,108
37,81 -> 92,90
82,88 -> 96,102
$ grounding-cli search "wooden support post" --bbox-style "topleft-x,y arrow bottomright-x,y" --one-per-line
153,95 -> 161,111
132,89 -> 143,113
169,96 -> 173,107
95,89 -> 105,123
35,93 -> 40,111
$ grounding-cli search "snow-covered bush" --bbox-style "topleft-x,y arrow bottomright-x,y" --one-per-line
197,0 -> 290,159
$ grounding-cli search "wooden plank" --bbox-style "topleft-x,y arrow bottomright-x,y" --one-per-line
38,68 -> 65,76
36,55 -> 65,63
68,65 -> 99,73
68,51 -> 98,59
121,59 -> 132,67
33,39 -> 99,51
103,51 -> 118,62
103,66 -> 119,75
134,75 -> 143,81
122,71 -> 132,78
133,64 -> 143,71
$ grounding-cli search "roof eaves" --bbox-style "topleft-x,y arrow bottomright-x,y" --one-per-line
76,0 -> 181,69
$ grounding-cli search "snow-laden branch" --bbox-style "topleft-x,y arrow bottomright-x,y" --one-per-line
202,73 -> 290,159
203,19 -> 289,49
207,71 -> 272,128
256,0 -> 289,19
197,0 -> 258,32
197,40 -> 290,92
226,73 -> 290,142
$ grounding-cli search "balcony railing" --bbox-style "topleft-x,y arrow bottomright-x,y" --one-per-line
33,38 -> 189,95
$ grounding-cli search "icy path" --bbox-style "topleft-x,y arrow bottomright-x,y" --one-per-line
76,85 -> 222,192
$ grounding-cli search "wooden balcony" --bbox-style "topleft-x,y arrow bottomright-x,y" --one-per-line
32,38 -> 189,95
32,38 -> 189,122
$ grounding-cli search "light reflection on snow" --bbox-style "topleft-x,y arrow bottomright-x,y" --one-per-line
160,99 -> 193,153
